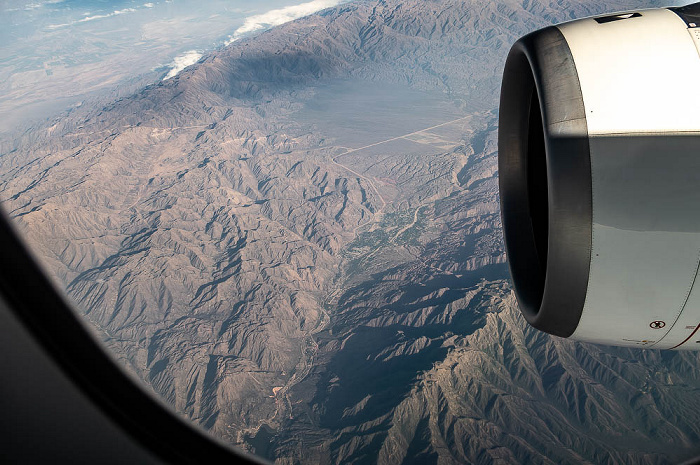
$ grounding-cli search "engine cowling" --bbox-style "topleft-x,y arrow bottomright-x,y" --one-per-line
498,4 -> 700,349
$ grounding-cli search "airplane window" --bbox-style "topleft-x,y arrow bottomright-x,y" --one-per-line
2,0 -> 700,463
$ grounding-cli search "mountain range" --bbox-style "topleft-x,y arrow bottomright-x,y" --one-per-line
2,0 -> 700,463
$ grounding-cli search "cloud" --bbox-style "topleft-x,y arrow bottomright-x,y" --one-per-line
163,50 -> 202,80
47,4 -> 149,29
225,0 -> 344,45
77,8 -> 136,23
23,0 -> 64,10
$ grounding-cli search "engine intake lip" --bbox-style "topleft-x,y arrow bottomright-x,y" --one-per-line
498,26 -> 593,338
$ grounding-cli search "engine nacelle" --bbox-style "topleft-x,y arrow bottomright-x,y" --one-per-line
498,4 -> 700,349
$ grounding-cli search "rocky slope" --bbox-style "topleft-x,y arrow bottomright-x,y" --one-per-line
2,0 -> 700,464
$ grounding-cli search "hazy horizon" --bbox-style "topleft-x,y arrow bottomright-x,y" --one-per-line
0,0 -> 349,134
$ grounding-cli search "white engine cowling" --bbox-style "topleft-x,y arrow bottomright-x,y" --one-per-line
498,3 -> 700,349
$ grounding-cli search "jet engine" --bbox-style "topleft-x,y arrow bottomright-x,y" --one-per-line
498,3 -> 700,349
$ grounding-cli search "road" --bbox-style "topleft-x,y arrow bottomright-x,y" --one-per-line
334,115 -> 471,160
331,115 -> 470,238
250,115 -> 472,435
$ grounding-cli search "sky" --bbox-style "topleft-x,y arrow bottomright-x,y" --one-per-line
0,0 -> 348,134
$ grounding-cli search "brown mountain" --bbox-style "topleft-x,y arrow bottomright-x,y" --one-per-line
2,0 -> 699,464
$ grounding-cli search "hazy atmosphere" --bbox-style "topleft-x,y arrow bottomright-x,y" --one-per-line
2,1 -> 700,464
0,0 -> 348,133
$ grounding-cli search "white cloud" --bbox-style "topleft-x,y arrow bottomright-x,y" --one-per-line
24,0 -> 63,9
144,3 -> 154,8
47,5 -> 148,29
225,0 -> 344,45
163,50 -> 202,80
78,8 -> 136,23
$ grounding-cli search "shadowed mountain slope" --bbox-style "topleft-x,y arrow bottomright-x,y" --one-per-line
2,0 -> 699,464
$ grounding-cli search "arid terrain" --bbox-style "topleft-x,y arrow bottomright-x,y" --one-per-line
2,0 -> 700,464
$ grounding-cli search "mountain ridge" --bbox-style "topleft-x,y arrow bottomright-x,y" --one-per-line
2,0 -> 699,464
